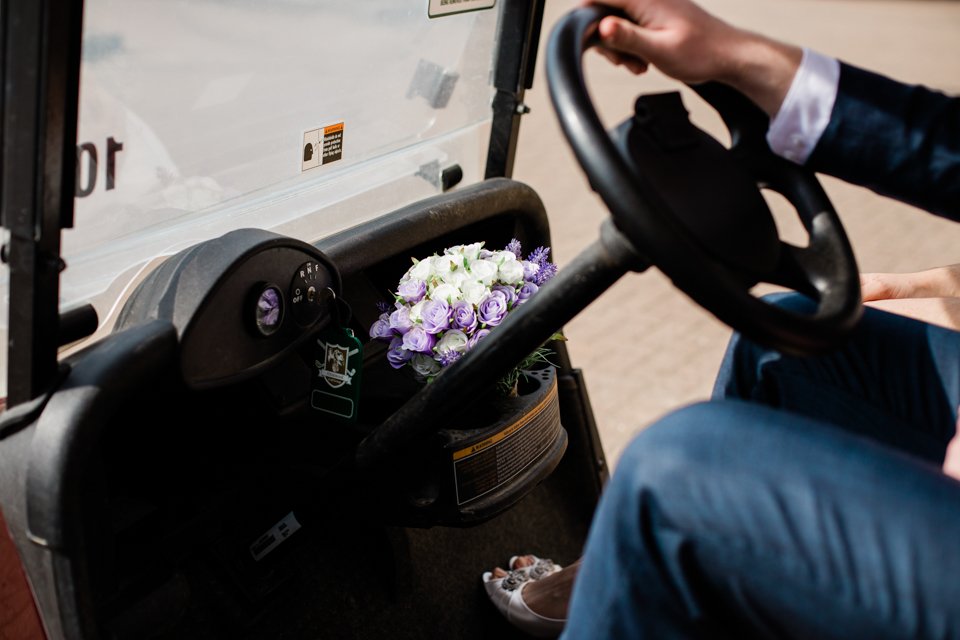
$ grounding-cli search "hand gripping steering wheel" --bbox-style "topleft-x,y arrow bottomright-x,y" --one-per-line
547,6 -> 862,355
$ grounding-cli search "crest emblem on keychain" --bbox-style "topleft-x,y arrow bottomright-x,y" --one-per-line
311,324 -> 363,423
316,339 -> 359,389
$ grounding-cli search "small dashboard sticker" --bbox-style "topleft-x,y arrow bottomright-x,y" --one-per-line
302,122 -> 344,172
428,0 -> 496,18
249,512 -> 301,562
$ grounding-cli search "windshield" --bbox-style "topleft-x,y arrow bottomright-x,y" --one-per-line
0,0 -> 502,395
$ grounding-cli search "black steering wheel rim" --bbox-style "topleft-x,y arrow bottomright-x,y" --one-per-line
546,6 -> 862,355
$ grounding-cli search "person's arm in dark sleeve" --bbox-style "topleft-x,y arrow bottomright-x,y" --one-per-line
807,63 -> 960,220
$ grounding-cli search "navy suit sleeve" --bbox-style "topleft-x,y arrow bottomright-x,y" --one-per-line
806,62 -> 960,221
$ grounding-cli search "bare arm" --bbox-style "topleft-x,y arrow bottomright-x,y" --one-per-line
861,265 -> 960,301
858,266 -> 960,331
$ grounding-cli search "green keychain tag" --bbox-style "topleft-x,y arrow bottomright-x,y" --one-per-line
311,324 -> 363,423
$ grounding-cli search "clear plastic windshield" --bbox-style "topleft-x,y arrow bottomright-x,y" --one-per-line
0,0 -> 502,394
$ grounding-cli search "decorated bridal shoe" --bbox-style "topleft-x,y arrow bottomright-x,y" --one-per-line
482,556 -> 565,638
509,555 -> 561,580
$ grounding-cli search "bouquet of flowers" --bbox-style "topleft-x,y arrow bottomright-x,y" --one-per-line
369,239 -> 559,391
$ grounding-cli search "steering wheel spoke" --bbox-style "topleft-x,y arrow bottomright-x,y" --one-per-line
765,241 -> 824,298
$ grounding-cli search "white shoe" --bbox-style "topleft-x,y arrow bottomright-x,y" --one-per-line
482,558 -> 565,638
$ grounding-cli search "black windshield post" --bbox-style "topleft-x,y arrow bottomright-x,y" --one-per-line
484,0 -> 545,179
1,0 -> 85,408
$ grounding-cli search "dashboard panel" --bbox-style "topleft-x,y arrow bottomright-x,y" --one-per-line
116,229 -> 339,389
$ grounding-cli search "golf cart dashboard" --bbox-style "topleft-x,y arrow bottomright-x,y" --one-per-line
99,181 -> 568,528
115,230 -> 340,391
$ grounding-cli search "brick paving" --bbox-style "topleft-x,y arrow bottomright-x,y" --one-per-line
513,0 -> 960,467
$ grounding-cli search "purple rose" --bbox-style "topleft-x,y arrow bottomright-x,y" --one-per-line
477,293 -> 508,327
402,326 -> 436,354
420,299 -> 452,335
369,312 -> 394,340
517,281 -> 539,304
492,284 -> 518,309
386,337 -> 413,369
389,305 -> 413,334
397,278 -> 427,304
468,328 -> 491,350
451,300 -> 478,333
522,260 -> 540,282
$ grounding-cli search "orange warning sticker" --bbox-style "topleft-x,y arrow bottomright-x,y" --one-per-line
301,121 -> 344,172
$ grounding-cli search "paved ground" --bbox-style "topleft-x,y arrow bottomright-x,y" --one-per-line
513,0 -> 960,468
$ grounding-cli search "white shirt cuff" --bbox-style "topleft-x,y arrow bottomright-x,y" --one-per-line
766,48 -> 840,164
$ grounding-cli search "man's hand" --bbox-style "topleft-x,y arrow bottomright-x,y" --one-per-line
582,0 -> 802,117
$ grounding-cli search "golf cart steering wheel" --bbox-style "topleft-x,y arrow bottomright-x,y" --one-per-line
547,6 -> 862,354
354,7 -> 864,472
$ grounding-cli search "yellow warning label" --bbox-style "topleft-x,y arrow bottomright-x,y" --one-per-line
451,381 -> 557,461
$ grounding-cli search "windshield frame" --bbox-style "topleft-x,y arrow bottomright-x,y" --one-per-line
2,0 -> 85,408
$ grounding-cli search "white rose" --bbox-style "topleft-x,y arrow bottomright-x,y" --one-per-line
492,250 -> 517,265
440,267 -> 469,288
410,354 -> 441,377
435,329 -> 469,355
408,257 -> 433,281
408,299 -> 427,323
432,254 -> 458,276
461,280 -> 488,306
460,242 -> 484,262
498,260 -> 525,285
469,259 -> 499,286
431,283 -> 462,303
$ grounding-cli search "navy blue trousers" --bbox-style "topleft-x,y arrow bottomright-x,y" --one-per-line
565,295 -> 960,639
